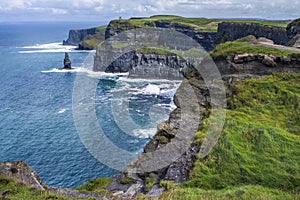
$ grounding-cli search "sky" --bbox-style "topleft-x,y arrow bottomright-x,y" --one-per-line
0,0 -> 299,22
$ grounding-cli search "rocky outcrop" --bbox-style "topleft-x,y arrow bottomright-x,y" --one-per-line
63,28 -> 97,46
217,53 -> 300,76
106,71 -> 210,198
63,52 -> 72,69
287,18 -> 300,48
0,161 -> 108,199
0,161 -> 47,190
218,22 -> 289,45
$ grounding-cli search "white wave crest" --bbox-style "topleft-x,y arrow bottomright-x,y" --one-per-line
141,84 -> 161,95
41,67 -> 128,80
132,128 -> 157,138
41,67 -> 81,73
58,108 -> 67,114
17,42 -> 95,54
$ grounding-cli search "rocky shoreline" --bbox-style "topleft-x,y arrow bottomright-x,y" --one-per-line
1,17 -> 300,199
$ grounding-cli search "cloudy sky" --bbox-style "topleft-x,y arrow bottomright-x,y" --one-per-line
0,0 -> 299,22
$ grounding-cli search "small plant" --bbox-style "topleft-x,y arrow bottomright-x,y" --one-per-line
145,173 -> 157,192
119,177 -> 136,185
75,177 -> 112,191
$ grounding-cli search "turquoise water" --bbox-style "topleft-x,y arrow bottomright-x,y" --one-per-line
0,22 -> 178,188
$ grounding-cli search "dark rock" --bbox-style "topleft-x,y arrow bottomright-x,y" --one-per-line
287,19 -> 300,48
147,184 -> 166,198
106,173 -> 135,193
63,28 -> 97,46
94,50 -> 187,80
124,182 -> 144,197
63,53 -> 72,69
218,22 -> 289,45
164,145 -> 200,182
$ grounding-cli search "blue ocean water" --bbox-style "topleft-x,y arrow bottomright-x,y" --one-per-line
0,22 -> 178,188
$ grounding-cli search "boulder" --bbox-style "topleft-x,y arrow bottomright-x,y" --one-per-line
262,55 -> 277,67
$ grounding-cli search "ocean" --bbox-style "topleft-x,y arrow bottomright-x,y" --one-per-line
0,22 -> 179,188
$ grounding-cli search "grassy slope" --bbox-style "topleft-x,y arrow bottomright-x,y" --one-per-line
75,177 -> 111,193
0,175 -> 74,200
160,73 -> 300,199
210,36 -> 300,59
110,15 -> 290,32
85,16 -> 290,49
81,25 -> 107,49
0,175 -> 113,199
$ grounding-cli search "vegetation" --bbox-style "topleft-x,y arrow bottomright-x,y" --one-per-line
81,25 -> 107,49
210,36 -> 300,59
0,175 -> 75,200
159,73 -> 300,199
159,185 -> 298,200
136,47 -> 175,56
110,15 -> 290,32
119,177 -> 136,185
75,177 -> 111,192
145,173 -> 157,192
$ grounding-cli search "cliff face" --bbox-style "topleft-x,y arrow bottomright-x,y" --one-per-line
63,28 -> 97,46
104,20 -> 219,51
287,18 -> 300,48
105,52 -> 300,197
218,22 -> 289,45
66,18 -> 292,52
94,50 -> 190,80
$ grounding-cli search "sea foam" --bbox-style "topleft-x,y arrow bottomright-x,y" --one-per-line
17,42 -> 95,54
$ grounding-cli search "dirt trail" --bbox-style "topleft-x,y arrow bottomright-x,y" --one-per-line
256,42 -> 300,53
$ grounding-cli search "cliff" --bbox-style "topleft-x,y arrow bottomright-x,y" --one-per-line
105,19 -> 219,51
63,25 -> 106,50
94,36 -> 300,197
64,16 -> 291,52
0,161 -> 110,199
63,27 -> 97,46
218,22 -> 289,45
287,18 -> 300,48
94,48 -> 191,80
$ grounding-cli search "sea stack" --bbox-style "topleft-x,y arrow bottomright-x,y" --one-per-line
63,52 -> 72,69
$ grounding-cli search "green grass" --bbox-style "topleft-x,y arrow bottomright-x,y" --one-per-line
110,16 -> 290,32
224,19 -> 289,28
159,185 -> 298,200
145,173 -> 156,192
0,175 -> 75,200
136,47 -> 176,56
75,177 -> 111,192
210,36 -> 300,59
81,25 -> 107,49
165,73 -> 300,199
119,177 -> 136,185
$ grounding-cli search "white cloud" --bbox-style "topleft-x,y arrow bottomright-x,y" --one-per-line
0,0 -> 299,21
51,8 -> 68,15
